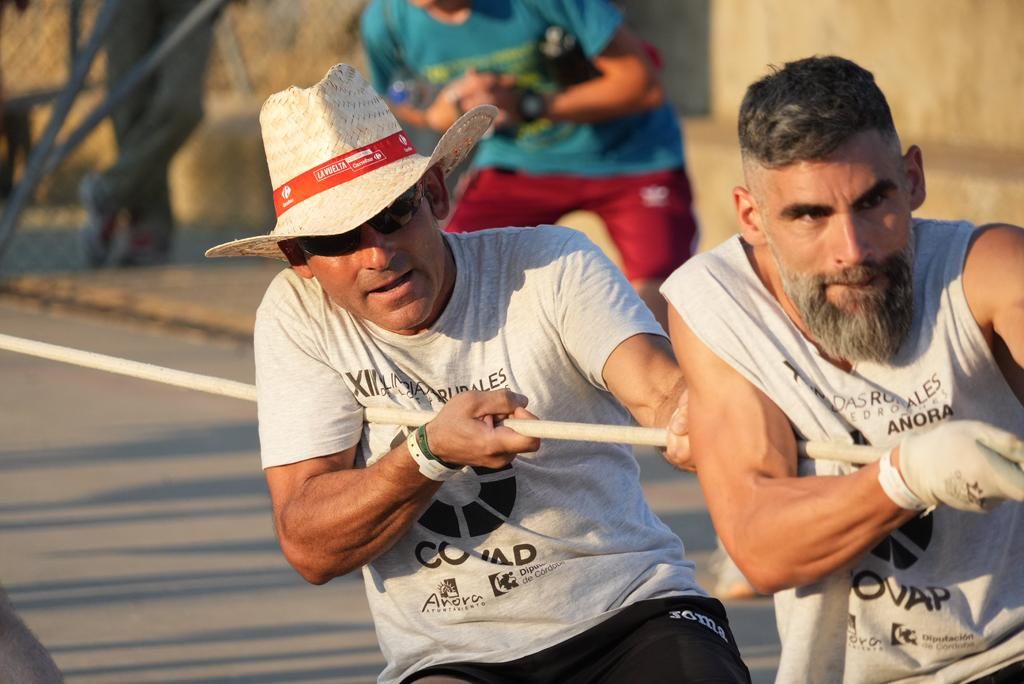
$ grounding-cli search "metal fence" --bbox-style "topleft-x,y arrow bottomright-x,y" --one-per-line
0,0 -> 370,275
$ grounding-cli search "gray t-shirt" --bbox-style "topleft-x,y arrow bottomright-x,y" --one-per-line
663,219 -> 1024,683
256,227 -> 704,683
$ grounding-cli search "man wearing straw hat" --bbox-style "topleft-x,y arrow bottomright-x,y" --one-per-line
206,64 -> 750,683
661,55 -> 1024,683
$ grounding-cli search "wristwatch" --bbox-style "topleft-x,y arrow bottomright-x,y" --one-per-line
517,89 -> 547,123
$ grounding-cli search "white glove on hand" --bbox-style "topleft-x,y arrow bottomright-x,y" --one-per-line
898,420 -> 1024,512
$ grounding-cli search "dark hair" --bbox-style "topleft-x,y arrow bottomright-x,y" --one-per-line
738,55 -> 898,167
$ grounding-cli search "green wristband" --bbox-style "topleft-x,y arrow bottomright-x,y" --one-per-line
416,424 -> 459,469
407,425 -> 460,481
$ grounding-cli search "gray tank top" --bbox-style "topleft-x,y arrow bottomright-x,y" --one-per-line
663,219 -> 1024,683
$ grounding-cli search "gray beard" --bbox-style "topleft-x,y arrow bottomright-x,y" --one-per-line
774,243 -> 915,364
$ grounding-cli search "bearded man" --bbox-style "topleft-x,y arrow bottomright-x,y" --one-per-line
660,55 -> 1024,683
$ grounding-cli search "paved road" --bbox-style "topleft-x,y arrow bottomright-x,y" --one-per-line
0,302 -> 780,683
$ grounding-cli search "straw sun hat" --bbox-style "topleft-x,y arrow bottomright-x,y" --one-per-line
205,64 -> 496,259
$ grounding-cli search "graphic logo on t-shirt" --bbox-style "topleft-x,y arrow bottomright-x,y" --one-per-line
420,577 -> 486,613
417,463 -> 517,537
852,568 -> 951,613
891,622 -> 918,646
782,361 -> 953,436
854,506 -> 951,614
414,540 -> 537,568
386,420 -> 519,538
849,431 -> 936,570
344,367 -> 509,403
438,578 -> 458,599
870,515 -> 933,569
887,622 -> 978,651
483,560 -> 566,597
488,570 -> 520,596
850,428 -> 935,571
847,614 -> 884,652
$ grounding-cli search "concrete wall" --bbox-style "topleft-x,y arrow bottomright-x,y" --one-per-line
711,0 -> 1024,150
691,0 -> 1024,249
620,0 -> 712,116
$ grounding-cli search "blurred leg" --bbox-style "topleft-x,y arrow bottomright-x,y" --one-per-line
584,168 -> 698,330
92,0 -> 159,213
79,1 -> 158,265
445,169 -> 576,232
0,585 -> 63,683
103,0 -> 215,263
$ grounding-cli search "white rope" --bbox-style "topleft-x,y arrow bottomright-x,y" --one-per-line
0,332 -> 257,401
0,332 -> 885,464
359,406 -> 670,448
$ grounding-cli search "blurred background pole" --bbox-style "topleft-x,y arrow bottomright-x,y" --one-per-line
41,0 -> 229,177
0,0 -> 230,266
0,0 -> 121,263
69,0 -> 83,65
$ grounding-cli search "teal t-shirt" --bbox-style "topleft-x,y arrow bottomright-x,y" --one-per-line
360,0 -> 685,177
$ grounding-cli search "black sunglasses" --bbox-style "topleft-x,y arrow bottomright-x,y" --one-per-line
297,183 -> 423,257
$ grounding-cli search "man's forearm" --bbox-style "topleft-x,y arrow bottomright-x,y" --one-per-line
716,464 -> 919,593
269,390 -> 539,584
276,446 -> 442,584
650,375 -> 686,429
546,73 -> 661,124
543,24 -> 663,124
603,334 -> 684,429
390,99 -> 459,132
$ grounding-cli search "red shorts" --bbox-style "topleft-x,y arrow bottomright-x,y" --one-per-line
445,167 -> 698,281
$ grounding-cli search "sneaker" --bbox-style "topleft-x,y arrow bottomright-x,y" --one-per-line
117,244 -> 170,268
78,173 -> 119,267
115,214 -> 171,268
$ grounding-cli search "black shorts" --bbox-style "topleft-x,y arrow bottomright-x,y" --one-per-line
966,659 -> 1024,684
403,595 -> 751,684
